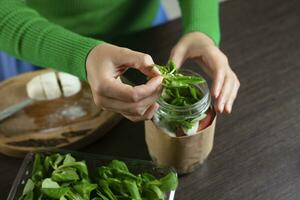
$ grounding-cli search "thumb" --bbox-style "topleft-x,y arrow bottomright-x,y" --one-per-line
169,44 -> 187,68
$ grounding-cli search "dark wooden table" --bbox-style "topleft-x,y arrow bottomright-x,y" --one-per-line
1,0 -> 300,199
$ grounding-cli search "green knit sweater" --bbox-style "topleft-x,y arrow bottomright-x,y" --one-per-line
0,0 -> 220,80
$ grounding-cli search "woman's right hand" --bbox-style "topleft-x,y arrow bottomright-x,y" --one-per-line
86,43 -> 163,122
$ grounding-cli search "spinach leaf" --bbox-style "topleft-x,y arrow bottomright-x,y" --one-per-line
157,172 -> 178,192
41,178 -> 69,199
18,179 -> 35,200
109,160 -> 129,172
123,180 -> 142,200
141,173 -> 156,182
32,154 -> 44,183
96,190 -> 110,200
98,180 -> 117,200
63,154 -> 76,164
143,185 -> 164,200
18,191 -> 34,200
146,172 -> 178,193
57,161 -> 89,180
111,169 -> 139,182
51,167 -> 79,182
73,182 -> 97,199
97,166 -> 113,179
44,153 -> 65,171
105,178 -> 128,197
22,179 -> 35,195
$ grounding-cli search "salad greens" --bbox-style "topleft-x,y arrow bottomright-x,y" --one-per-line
155,61 -> 205,106
154,61 -> 207,134
19,153 -> 178,200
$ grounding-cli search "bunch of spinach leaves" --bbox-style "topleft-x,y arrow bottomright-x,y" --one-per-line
154,61 -> 207,133
19,153 -> 177,200
96,160 -> 177,200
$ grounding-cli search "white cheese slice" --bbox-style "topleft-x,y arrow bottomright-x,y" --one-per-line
182,121 -> 199,136
57,72 -> 81,97
26,76 -> 46,100
39,72 -> 62,100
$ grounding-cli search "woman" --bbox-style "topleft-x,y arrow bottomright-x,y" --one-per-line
0,0 -> 240,121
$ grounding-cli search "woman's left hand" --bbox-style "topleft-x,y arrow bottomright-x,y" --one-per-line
169,32 -> 240,114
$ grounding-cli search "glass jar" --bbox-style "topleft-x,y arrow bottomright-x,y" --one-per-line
153,70 -> 211,137
145,69 -> 216,173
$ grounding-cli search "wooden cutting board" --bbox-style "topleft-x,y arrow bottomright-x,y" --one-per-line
0,70 -> 123,157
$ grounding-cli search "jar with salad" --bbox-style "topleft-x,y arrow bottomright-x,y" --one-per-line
145,61 -> 216,174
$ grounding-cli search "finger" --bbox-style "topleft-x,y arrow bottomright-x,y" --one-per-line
100,89 -> 161,115
132,76 -> 163,101
211,68 -> 225,98
201,48 -> 229,98
122,103 -> 159,122
225,75 -> 240,113
143,103 -> 159,120
100,75 -> 163,102
169,44 -> 187,68
215,74 -> 234,113
122,114 -> 144,122
117,49 -> 160,77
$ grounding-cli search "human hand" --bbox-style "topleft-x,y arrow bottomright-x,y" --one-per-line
169,32 -> 240,113
86,43 -> 163,122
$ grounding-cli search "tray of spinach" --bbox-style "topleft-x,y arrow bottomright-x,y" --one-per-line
8,151 -> 178,200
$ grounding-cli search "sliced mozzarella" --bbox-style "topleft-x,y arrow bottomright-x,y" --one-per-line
58,72 -> 81,97
182,121 -> 199,136
39,72 -> 62,100
26,76 -> 46,100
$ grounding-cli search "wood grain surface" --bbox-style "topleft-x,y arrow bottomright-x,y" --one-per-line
1,0 -> 300,199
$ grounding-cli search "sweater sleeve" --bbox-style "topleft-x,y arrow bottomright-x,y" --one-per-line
178,0 -> 221,46
0,0 -> 103,80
